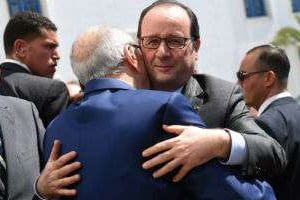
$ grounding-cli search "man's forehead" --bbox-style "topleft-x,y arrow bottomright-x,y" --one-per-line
241,53 -> 259,69
144,4 -> 190,21
141,5 -> 191,35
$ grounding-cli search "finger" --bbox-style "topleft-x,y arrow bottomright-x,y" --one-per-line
56,174 -> 81,187
55,151 -> 78,168
142,140 -> 173,157
135,47 -> 142,57
56,161 -> 82,178
49,140 -> 61,161
57,188 -> 77,197
152,158 -> 181,178
162,125 -> 186,135
172,164 -> 192,182
142,150 -> 173,169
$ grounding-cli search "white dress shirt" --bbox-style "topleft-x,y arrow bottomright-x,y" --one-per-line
257,91 -> 292,117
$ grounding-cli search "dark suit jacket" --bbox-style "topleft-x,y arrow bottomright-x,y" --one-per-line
183,74 -> 286,177
44,78 -> 274,200
0,62 -> 70,127
255,97 -> 300,200
0,96 -> 44,200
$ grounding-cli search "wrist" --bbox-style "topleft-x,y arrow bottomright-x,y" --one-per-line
34,176 -> 48,200
215,129 -> 231,161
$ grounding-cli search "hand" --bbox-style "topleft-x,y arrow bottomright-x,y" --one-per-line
142,125 -> 231,182
135,47 -> 150,89
70,91 -> 84,102
66,81 -> 83,102
36,140 -> 82,199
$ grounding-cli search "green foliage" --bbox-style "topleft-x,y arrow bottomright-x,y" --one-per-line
272,16 -> 300,46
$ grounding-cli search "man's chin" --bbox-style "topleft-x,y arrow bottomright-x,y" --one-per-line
44,72 -> 55,78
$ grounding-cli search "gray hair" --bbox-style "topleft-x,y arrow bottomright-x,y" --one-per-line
70,26 -> 135,85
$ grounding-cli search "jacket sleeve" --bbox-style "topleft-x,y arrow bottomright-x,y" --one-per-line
182,160 -> 276,199
41,80 -> 70,127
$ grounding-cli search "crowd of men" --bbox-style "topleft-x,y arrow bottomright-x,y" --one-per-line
0,0 -> 299,199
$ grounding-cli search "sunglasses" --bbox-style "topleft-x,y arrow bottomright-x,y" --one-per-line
236,70 -> 269,81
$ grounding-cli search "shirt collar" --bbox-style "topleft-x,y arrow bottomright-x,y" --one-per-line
84,78 -> 134,95
0,58 -> 31,73
257,91 -> 292,116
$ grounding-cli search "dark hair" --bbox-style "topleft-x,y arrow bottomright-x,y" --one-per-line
3,11 -> 57,55
137,0 -> 200,40
247,44 -> 290,83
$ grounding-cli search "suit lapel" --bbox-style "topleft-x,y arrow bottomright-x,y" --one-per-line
183,76 -> 207,110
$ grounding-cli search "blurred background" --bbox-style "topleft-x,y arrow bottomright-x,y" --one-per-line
0,0 -> 300,97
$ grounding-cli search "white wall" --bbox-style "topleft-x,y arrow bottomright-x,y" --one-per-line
0,0 -> 10,59
1,0 -> 300,96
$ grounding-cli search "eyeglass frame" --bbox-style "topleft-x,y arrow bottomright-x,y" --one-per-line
236,70 -> 269,81
139,36 -> 194,50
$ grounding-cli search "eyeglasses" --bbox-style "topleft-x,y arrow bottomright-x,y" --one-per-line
236,70 -> 269,81
140,36 -> 193,49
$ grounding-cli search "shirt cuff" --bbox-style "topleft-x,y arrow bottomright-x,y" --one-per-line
33,176 -> 47,200
220,129 -> 247,165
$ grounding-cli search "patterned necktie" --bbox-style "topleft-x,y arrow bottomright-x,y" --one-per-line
0,129 -> 7,198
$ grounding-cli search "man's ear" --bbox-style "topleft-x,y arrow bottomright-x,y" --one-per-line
265,70 -> 276,87
192,38 -> 201,62
14,39 -> 28,58
124,44 -> 139,72
193,38 -> 201,52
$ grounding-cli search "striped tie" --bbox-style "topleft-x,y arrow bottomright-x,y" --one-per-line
0,130 -> 6,198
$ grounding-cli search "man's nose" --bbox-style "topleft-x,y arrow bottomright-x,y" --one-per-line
53,49 -> 60,60
155,41 -> 171,58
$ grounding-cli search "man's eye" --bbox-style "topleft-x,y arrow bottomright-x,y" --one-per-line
147,38 -> 160,45
168,38 -> 184,46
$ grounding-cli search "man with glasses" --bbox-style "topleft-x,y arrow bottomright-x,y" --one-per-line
137,0 -> 286,183
238,44 -> 300,199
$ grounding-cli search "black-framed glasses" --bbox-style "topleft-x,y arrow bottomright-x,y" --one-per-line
236,70 -> 269,81
140,36 -> 193,49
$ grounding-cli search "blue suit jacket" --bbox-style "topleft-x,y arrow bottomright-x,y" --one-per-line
44,78 -> 274,200
256,97 -> 300,199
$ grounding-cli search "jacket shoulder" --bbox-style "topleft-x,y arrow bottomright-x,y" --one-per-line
0,95 -> 32,108
192,74 -> 236,94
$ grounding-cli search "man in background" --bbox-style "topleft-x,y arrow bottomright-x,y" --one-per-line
238,44 -> 300,199
0,11 -> 70,126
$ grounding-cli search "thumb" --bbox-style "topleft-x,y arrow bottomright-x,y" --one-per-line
162,125 -> 186,135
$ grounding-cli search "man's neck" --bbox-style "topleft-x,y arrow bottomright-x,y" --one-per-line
151,82 -> 183,92
106,73 -> 135,88
257,89 -> 290,116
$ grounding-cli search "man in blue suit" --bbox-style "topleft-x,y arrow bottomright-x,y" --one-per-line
43,26 -> 274,199
238,44 -> 300,200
